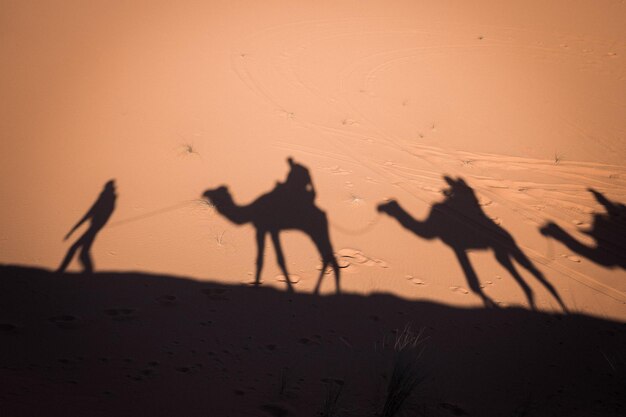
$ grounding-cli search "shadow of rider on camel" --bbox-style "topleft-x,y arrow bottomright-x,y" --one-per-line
378,176 -> 568,311
540,188 -> 626,269
203,158 -> 341,294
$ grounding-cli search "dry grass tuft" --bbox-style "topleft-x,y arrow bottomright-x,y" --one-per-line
380,325 -> 426,417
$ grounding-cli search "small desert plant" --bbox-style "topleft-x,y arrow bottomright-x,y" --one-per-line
380,325 -> 426,417
279,367 -> 288,397
215,230 -> 226,247
177,141 -> 200,157
553,151 -> 564,165
196,197 -> 214,210
320,379 -> 345,417
512,393 -> 534,417
348,193 -> 364,206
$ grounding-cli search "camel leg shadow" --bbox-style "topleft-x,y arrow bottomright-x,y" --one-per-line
313,254 -> 341,295
254,230 -> 266,287
453,248 -> 498,308
310,215 -> 341,295
252,230 -> 294,292
507,247 -> 568,313
270,231 -> 294,292
494,249 -> 536,310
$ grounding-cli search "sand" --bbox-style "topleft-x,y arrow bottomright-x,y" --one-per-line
1,1 -> 625,415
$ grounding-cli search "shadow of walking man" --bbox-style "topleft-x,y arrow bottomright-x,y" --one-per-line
378,176 -> 567,312
57,180 -> 117,274
203,158 -> 341,294
540,188 -> 626,269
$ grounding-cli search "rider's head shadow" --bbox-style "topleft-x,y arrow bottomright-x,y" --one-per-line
443,175 -> 471,197
541,188 -> 625,269
277,157 -> 317,207
441,176 -> 487,219
285,157 -> 314,191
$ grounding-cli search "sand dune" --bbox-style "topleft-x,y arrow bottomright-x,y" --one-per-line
1,266 -> 624,416
1,0 -> 625,415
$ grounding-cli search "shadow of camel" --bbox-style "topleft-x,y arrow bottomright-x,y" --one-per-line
203,158 -> 340,294
377,176 -> 567,312
57,180 -> 117,274
540,188 -> 626,269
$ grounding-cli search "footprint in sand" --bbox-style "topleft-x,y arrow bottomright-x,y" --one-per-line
336,248 -> 389,269
316,260 -> 349,275
298,336 -> 321,346
176,363 -> 203,374
156,295 -> 177,305
488,215 -> 502,225
260,403 -> 291,417
341,118 -> 358,126
439,402 -> 469,416
327,165 -> 352,175
139,368 -> 157,378
104,308 -> 138,321
405,275 -> 426,286
0,323 -> 19,334
450,286 -> 469,295
321,377 -> 345,385
275,274 -> 301,284
49,315 -> 82,329
201,288 -> 230,300
561,254 -> 582,263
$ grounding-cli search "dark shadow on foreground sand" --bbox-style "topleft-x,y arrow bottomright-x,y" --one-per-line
0,265 -> 624,417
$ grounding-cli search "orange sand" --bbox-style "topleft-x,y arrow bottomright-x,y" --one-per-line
1,1 -> 625,415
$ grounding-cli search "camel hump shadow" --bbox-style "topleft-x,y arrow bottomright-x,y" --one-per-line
540,188 -> 626,269
378,175 -> 567,312
203,158 -> 340,294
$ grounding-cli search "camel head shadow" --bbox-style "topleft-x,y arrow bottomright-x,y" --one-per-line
377,199 -> 401,216
202,159 -> 341,294
377,176 -> 567,312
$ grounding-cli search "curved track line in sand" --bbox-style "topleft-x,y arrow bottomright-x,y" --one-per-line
108,200 -> 198,228
230,18 -> 626,303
